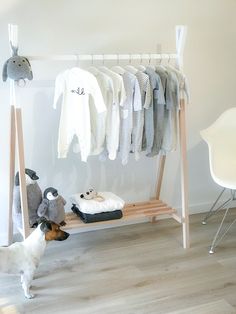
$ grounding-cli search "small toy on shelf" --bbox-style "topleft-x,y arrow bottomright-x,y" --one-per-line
79,188 -> 105,202
37,187 -> 66,226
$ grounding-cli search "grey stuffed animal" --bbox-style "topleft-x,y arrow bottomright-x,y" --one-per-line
13,168 -> 42,230
37,187 -> 66,226
2,42 -> 33,82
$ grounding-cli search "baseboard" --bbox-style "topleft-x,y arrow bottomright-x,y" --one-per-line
182,199 -> 236,216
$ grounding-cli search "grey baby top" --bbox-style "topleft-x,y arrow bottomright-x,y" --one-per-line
143,67 -> 165,156
132,71 -> 152,159
161,68 -> 180,153
119,71 -> 142,165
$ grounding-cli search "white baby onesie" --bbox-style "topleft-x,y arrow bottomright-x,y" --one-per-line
87,67 -> 114,155
99,67 -> 126,160
53,67 -> 106,162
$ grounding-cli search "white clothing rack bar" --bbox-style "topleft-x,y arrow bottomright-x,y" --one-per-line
28,53 -> 178,62
6,24 -> 189,249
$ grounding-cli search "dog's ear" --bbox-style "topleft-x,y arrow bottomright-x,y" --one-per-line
39,219 -> 52,233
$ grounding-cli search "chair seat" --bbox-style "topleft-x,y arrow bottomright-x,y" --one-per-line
201,107 -> 236,190
200,107 -> 236,253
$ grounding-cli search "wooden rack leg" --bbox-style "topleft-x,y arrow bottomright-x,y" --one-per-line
8,106 -> 16,245
15,108 -> 30,239
156,155 -> 166,200
179,99 -> 189,248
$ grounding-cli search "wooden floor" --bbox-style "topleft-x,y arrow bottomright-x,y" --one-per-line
1,211 -> 236,314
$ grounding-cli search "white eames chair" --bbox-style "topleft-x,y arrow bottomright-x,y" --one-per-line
201,107 -> 236,253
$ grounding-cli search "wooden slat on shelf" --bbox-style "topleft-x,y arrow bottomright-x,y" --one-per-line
125,200 -> 162,208
64,200 -> 176,231
124,202 -> 167,211
123,203 -> 169,212
124,207 -> 174,217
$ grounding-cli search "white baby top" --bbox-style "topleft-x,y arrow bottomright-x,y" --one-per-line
99,66 -> 126,160
87,67 -> 114,155
53,67 -> 106,162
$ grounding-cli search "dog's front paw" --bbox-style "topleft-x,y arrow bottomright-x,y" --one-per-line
25,292 -> 35,299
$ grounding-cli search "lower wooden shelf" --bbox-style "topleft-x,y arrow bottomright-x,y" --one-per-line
63,199 -> 176,233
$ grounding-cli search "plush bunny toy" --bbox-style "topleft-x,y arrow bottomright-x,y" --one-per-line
2,41 -> 33,83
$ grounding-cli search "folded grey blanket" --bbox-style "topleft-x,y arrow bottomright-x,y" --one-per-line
71,204 -> 123,223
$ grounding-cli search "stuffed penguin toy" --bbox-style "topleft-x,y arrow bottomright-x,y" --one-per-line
13,168 -> 42,230
2,41 -> 33,84
37,187 -> 66,226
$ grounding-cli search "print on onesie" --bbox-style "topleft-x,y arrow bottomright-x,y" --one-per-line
71,87 -> 85,95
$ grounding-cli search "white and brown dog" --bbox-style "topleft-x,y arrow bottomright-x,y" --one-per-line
0,218 -> 69,299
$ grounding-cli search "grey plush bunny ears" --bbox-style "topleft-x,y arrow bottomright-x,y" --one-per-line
2,41 -> 33,83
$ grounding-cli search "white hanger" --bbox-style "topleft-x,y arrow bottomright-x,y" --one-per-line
111,54 -> 126,74
99,55 -> 110,71
87,54 -> 100,74
75,54 -> 80,67
124,54 -> 138,74
146,53 -> 156,70
156,54 -> 166,71
137,54 -> 146,71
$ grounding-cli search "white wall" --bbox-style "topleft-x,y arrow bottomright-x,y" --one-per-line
0,0 -> 236,245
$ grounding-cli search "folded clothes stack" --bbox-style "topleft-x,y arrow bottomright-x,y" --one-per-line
70,191 -> 125,223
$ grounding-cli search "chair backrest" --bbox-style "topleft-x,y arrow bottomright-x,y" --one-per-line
200,107 -> 236,189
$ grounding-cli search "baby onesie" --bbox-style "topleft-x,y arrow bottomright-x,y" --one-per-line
161,69 -> 180,153
119,71 -> 142,165
99,67 -> 126,160
143,67 -> 165,156
132,70 -> 152,160
87,67 -> 114,155
53,67 -> 106,162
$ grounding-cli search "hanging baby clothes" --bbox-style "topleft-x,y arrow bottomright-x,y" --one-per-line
162,65 -> 189,153
161,68 -> 180,153
167,65 -> 190,105
132,70 -> 152,160
156,65 -> 168,99
147,67 -> 166,156
53,67 -> 106,162
143,67 -> 165,156
99,66 -> 126,160
87,67 -> 114,155
118,71 -> 142,165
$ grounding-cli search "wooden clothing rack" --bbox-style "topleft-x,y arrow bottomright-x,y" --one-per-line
7,24 -> 189,249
